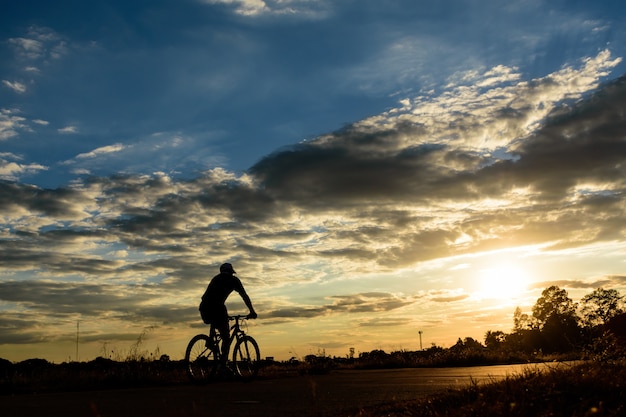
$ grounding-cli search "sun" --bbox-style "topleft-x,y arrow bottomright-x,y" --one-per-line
478,263 -> 529,302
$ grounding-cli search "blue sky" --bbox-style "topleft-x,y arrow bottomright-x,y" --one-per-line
1,0 -> 626,362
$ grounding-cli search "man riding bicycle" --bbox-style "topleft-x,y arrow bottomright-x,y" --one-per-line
199,263 -> 257,367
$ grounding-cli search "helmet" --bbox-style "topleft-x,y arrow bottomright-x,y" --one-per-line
219,263 -> 236,274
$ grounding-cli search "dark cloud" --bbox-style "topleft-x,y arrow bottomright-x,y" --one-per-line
0,181 -> 88,219
0,279 -> 201,345
475,79 -> 626,201
265,292 -> 416,320
0,281 -> 151,315
249,130 -> 451,205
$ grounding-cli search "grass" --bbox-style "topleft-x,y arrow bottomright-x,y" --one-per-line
0,357 -> 308,395
3,353 -> 626,416
0,357 -> 190,394
342,360 -> 626,417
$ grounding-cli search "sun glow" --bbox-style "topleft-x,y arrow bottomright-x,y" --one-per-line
478,263 -> 529,302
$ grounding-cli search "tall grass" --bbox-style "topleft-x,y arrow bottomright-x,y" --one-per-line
0,357 -> 189,394
345,360 -> 626,417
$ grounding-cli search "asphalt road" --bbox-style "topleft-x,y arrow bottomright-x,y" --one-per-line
4,362 -> 567,417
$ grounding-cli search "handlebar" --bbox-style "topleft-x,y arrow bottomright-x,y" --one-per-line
228,314 -> 257,321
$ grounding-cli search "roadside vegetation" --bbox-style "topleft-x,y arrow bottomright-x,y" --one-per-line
2,286 -> 626,415
343,360 -> 626,417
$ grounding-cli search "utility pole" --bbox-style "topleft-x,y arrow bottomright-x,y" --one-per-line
418,330 -> 423,351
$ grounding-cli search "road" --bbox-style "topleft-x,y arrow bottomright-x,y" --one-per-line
4,362 -> 568,417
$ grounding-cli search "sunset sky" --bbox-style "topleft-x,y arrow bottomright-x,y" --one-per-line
1,0 -> 625,363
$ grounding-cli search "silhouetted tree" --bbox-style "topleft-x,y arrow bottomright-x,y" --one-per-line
580,288 -> 625,328
505,328 -> 541,354
531,286 -> 580,352
532,286 -> 578,329
513,306 -> 534,331
484,330 -> 506,350
541,312 -> 581,352
450,337 -> 484,352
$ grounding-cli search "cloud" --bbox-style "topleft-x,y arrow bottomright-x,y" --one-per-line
263,292 -> 417,321
8,26 -> 67,61
0,280 -> 197,344
59,133 -> 225,180
8,37 -> 45,60
0,51 -> 624,350
0,109 -> 27,140
2,80 -> 27,94
0,110 -> 48,145
0,153 -> 47,181
2,26 -> 73,107
200,0 -> 330,18
430,290 -> 471,303
75,144 -> 126,160
532,275 -> 626,291
58,126 -> 79,134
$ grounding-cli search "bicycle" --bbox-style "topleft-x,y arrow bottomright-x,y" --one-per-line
185,315 -> 260,383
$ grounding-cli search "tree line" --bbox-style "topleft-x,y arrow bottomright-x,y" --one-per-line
482,286 -> 625,355
351,286 -> 626,368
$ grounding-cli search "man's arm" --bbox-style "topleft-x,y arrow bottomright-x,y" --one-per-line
240,289 -> 257,318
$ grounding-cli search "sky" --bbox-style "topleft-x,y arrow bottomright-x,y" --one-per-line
1,0 -> 625,363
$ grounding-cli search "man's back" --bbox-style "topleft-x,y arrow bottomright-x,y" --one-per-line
202,272 -> 244,305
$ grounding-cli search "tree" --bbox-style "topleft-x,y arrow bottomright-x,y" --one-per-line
451,337 -> 484,352
541,312 -> 581,352
513,306 -> 533,331
580,288 -> 625,327
532,286 -> 580,352
463,337 -> 484,351
484,330 -> 506,350
510,306 -> 541,353
532,286 -> 578,329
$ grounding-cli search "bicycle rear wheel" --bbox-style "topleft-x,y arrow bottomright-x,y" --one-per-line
185,334 -> 218,383
232,335 -> 260,381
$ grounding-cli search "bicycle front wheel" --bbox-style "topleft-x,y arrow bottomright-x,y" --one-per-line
185,334 -> 218,384
232,335 -> 260,381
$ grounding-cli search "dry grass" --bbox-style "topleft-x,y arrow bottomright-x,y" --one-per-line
0,358 -> 306,394
343,360 -> 626,417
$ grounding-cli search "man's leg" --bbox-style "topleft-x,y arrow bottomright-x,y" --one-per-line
216,319 -> 230,365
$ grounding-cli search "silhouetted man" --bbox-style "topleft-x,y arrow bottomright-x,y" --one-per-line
199,263 -> 257,366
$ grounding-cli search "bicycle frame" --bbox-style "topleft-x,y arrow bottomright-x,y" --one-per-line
209,315 -> 248,361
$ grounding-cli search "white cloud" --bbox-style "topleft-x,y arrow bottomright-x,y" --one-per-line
0,156 -> 47,181
200,0 -> 329,17
0,108 -> 27,140
8,37 -> 44,60
353,49 -> 621,151
60,132 -> 226,178
5,26 -> 70,94
7,26 -> 66,63
2,80 -> 27,94
71,168 -> 92,175
75,143 -> 126,160
58,126 -> 78,134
